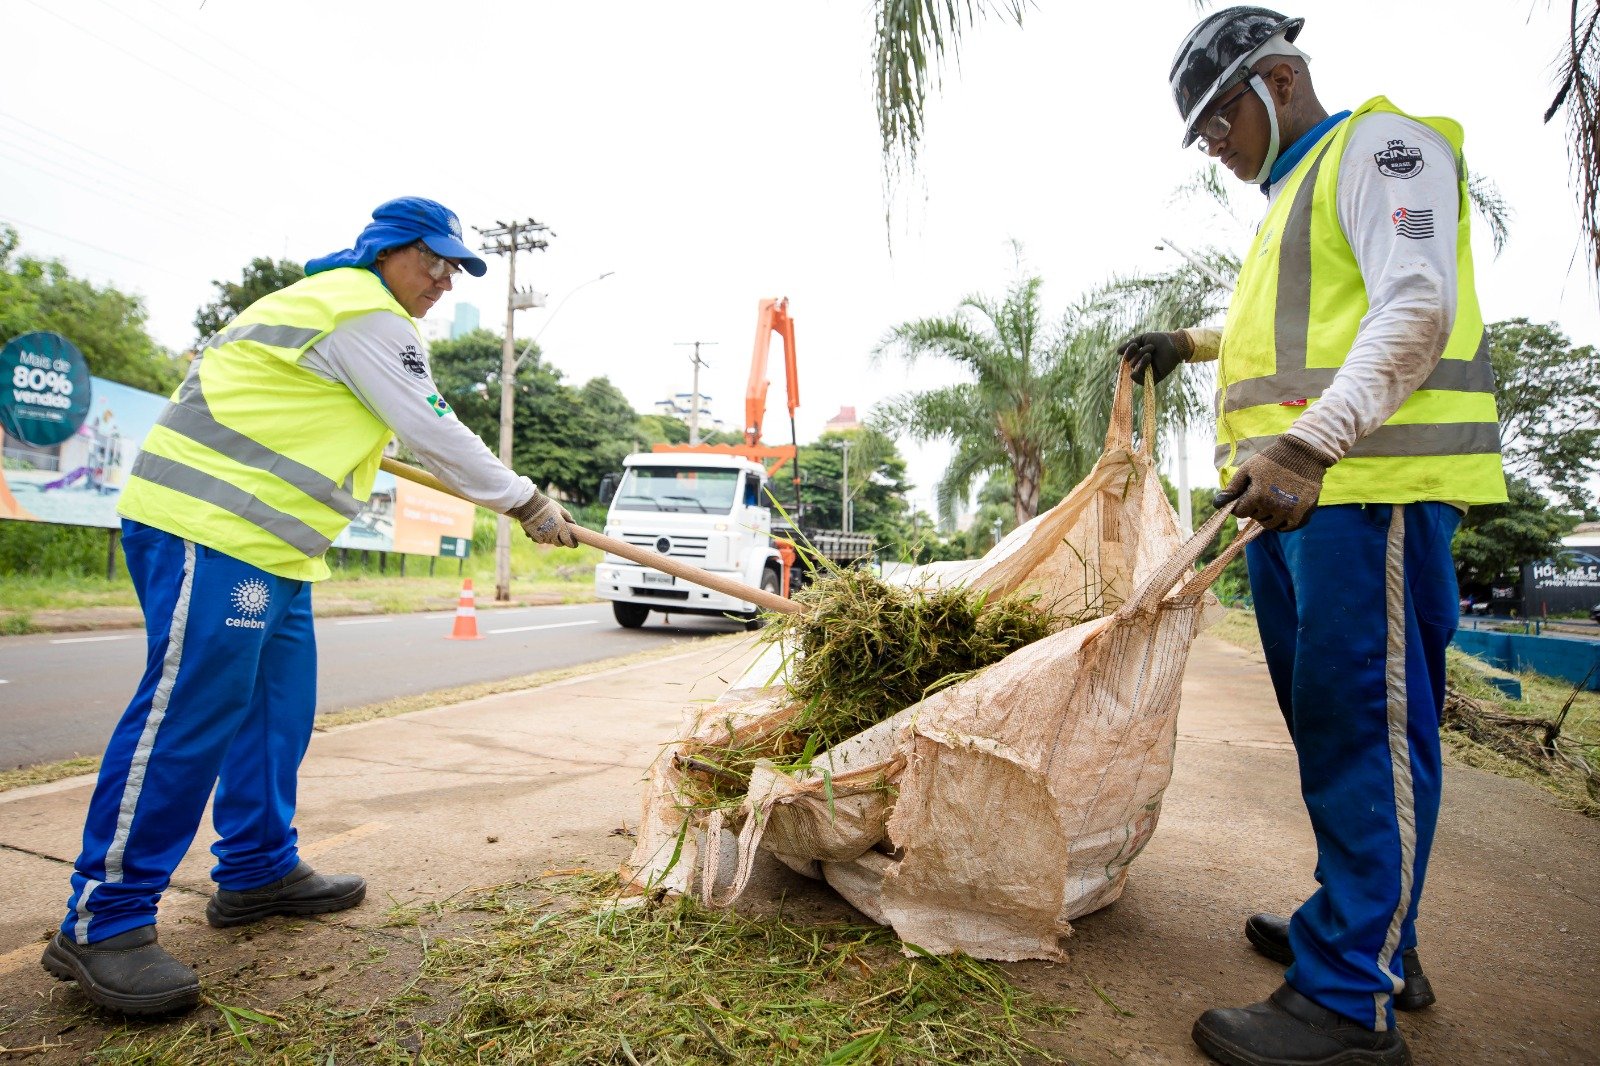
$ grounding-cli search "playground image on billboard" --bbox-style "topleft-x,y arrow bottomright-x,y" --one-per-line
0,334 -> 474,557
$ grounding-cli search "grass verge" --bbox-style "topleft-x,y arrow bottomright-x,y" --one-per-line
0,543 -> 604,633
1206,610 -> 1599,817
0,635 -> 750,795
85,874 -> 1077,1064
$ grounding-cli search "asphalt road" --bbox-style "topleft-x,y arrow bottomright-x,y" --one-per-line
0,601 -> 744,770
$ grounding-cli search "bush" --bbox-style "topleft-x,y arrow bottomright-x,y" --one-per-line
0,521 -> 122,577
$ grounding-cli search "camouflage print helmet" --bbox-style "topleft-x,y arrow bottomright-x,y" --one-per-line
1170,7 -> 1304,147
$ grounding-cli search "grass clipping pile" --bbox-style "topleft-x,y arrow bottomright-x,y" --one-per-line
679,569 -> 1059,812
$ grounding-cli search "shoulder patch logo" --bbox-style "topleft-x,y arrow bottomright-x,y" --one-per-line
1391,207 -> 1435,239
398,343 -> 427,377
425,392 -> 452,417
1374,138 -> 1425,179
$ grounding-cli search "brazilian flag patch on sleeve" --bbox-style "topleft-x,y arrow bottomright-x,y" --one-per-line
425,393 -> 452,418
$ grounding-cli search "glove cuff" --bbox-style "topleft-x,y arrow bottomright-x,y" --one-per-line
1265,434 -> 1335,476
1172,329 -> 1195,361
507,489 -> 548,522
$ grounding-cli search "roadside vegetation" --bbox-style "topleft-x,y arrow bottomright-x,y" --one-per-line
46,874 -> 1077,1064
1205,609 -> 1600,817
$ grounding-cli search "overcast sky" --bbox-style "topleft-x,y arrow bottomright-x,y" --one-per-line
4,0 -> 1594,516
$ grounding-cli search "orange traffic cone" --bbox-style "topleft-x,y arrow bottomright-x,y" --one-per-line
446,578 -> 483,640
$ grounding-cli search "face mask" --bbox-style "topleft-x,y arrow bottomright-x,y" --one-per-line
1247,74 -> 1282,185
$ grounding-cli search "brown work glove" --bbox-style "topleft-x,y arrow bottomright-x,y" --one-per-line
508,489 -> 578,548
1213,436 -> 1334,532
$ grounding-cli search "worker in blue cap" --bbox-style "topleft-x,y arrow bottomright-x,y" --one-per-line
43,197 -> 578,1017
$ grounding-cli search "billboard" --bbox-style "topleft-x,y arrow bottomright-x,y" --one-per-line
1,355 -> 473,558
1522,548 -> 1600,616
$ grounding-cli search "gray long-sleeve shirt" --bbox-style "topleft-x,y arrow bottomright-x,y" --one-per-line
1185,110 -> 1463,465
300,310 -> 535,513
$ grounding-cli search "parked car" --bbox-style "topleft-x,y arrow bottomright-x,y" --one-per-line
1590,602 -> 1600,624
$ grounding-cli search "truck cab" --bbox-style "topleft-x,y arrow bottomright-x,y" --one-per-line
595,452 -> 784,628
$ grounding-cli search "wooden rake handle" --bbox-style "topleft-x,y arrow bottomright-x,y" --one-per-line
379,457 -> 803,616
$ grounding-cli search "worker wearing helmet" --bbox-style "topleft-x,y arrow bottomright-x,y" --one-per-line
43,197 -> 578,1017
1121,7 -> 1507,1064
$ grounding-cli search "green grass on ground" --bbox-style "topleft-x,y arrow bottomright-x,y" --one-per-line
1205,609 -> 1600,816
78,874 -> 1077,1065
0,542 -> 604,633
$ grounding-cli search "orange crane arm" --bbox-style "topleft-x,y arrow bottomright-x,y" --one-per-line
744,297 -> 799,446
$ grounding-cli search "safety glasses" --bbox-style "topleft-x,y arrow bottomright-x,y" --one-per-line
1195,75 -> 1260,152
412,241 -> 465,281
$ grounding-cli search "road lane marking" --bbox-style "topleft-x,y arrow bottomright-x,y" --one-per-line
335,617 -> 394,626
487,620 -> 601,635
299,821 -> 387,859
49,635 -> 136,645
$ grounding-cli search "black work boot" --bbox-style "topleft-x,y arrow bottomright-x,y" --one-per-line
206,860 -> 366,928
41,926 -> 201,1016
1193,984 -> 1411,1066
1245,913 -> 1436,1011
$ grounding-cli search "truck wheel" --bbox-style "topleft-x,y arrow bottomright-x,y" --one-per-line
613,601 -> 650,629
744,568 -> 783,630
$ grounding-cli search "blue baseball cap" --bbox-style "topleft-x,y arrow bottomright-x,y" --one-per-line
305,196 -> 488,278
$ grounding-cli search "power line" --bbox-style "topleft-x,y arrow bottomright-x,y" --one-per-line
0,109 -> 278,232
0,212 -> 190,279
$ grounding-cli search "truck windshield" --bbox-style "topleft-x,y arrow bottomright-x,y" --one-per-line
615,467 -> 740,513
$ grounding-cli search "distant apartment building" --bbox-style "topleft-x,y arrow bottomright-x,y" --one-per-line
451,303 -> 480,340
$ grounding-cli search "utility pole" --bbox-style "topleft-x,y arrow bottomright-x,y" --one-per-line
477,217 -> 552,602
840,438 -> 852,533
673,341 -> 717,443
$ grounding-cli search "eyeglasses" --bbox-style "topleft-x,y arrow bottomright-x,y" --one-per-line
412,240 -> 465,281
1195,75 -> 1259,152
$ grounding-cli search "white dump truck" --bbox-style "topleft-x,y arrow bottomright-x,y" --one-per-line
593,451 -> 874,628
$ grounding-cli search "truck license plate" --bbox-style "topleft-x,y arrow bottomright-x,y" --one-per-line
642,571 -> 674,586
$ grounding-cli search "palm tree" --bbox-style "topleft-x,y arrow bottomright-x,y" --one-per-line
873,3 -> 1536,264
872,273 -> 1077,525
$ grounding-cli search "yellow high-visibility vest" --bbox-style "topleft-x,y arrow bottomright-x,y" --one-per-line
119,268 -> 405,580
1215,96 -> 1508,506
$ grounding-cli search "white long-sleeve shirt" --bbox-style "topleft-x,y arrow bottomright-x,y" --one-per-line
300,311 -> 535,513
1185,111 -> 1463,464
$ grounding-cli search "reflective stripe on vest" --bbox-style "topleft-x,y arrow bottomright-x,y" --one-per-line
149,353 -> 363,522
1214,96 -> 1507,504
118,268 -> 404,579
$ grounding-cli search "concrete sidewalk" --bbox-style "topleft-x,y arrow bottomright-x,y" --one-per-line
1,632 -> 1596,1062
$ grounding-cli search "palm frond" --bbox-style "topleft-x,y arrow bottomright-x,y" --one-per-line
1546,0 -> 1600,283
874,1 -> 1028,183
1467,173 -> 1513,258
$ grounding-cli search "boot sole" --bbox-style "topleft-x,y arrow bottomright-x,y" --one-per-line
205,882 -> 367,928
1193,1018 -> 1412,1066
40,937 -> 200,1017
1245,924 -> 1435,1013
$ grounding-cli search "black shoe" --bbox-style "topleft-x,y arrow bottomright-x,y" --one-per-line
40,926 -> 201,1017
206,860 -> 366,928
1245,914 -> 1436,1011
1193,983 -> 1411,1066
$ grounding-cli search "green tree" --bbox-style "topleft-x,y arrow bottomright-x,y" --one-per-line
1487,318 -> 1600,514
874,273 -> 1089,526
193,257 -> 305,345
428,328 -> 657,505
796,428 -> 913,545
1453,478 -> 1578,590
0,225 -> 180,395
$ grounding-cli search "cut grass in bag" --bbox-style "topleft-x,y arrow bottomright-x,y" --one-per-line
674,569 -> 1061,813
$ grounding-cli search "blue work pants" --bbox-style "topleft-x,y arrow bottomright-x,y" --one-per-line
61,521 -> 317,943
1245,502 -> 1460,1033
